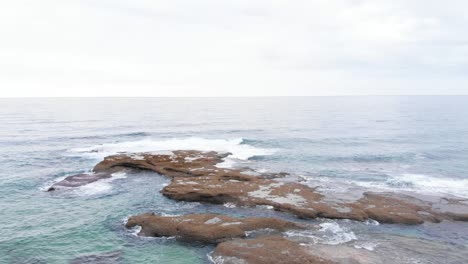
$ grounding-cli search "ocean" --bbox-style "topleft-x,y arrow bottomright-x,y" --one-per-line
1,96 -> 467,263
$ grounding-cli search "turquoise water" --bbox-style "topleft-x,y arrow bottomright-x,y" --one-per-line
1,97 -> 468,263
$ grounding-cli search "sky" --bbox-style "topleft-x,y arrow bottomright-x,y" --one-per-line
0,0 -> 467,97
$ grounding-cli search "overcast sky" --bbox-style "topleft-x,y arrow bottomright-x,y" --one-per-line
1,0 -> 467,97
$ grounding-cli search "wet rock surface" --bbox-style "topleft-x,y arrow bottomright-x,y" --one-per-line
211,236 -> 334,264
49,150 -> 468,225
163,172 -> 450,224
125,213 -> 302,243
48,173 -> 112,191
296,233 -> 468,264
47,150 -> 468,264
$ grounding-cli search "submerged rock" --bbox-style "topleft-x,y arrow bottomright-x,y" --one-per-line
125,213 -> 302,243
47,173 -> 112,191
212,236 -> 334,264
70,251 -> 122,264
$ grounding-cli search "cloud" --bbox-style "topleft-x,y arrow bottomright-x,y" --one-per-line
0,0 -> 467,96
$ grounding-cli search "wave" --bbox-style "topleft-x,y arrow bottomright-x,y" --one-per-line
353,173 -> 468,199
69,137 -> 277,167
387,173 -> 468,198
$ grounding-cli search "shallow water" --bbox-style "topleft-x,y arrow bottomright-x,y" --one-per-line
1,97 -> 467,263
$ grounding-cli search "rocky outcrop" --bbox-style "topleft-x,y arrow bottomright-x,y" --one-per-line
125,213 -> 302,243
93,150 -> 228,177
161,172 -> 364,220
48,151 -> 226,191
355,192 -> 440,224
211,236 -> 334,264
49,150 -> 468,225
161,172 -> 459,225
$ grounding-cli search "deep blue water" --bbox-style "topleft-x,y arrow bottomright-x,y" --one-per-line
1,97 -> 467,263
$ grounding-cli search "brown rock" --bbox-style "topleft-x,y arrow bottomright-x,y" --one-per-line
48,150 -> 226,191
161,172 -> 458,225
212,236 -> 334,264
49,150 -> 468,224
93,150 -> 227,177
161,172 -> 364,220
355,192 -> 442,225
125,213 -> 302,243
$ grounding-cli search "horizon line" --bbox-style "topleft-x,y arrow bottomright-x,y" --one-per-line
2,94 -> 468,99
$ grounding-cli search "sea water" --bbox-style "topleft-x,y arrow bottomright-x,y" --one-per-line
1,97 -> 467,263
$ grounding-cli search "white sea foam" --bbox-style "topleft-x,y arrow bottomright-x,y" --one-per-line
354,173 -> 468,199
391,173 -> 468,198
285,222 -> 357,245
208,255 -> 247,264
318,222 -> 357,245
223,202 -> 237,208
364,219 -> 380,226
160,213 -> 182,217
75,172 -> 127,196
127,225 -> 142,237
69,137 -> 276,168
354,242 -> 378,251
311,172 -> 468,199
284,229 -> 320,243
39,175 -> 68,192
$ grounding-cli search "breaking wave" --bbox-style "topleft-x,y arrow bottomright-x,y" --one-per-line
355,173 -> 468,198
69,137 -> 277,167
